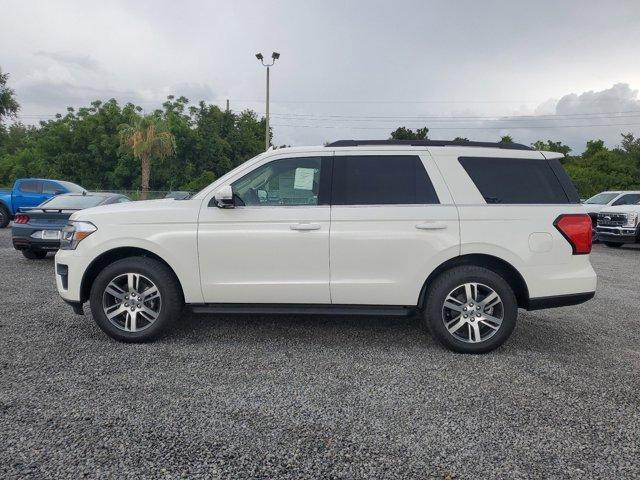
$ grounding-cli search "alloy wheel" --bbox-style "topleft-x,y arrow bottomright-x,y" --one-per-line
441,282 -> 504,343
102,273 -> 162,332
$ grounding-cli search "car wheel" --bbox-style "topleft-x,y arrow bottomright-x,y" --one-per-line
604,242 -> 623,248
89,257 -> 183,342
0,205 -> 9,228
22,249 -> 48,260
423,265 -> 518,354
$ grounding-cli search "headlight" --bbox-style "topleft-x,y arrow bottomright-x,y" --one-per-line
60,221 -> 97,250
624,212 -> 638,227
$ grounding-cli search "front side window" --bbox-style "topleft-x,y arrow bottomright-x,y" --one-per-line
232,157 -> 324,206
459,157 -> 571,204
19,181 -> 42,193
331,155 -> 439,205
42,182 -> 62,194
612,193 -> 640,206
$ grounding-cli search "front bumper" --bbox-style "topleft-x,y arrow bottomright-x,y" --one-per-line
596,225 -> 639,244
55,249 -> 92,303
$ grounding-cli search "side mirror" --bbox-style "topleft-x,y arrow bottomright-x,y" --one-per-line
54,190 -> 65,195
211,185 -> 234,208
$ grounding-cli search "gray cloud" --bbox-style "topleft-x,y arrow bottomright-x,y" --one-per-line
34,51 -> 100,71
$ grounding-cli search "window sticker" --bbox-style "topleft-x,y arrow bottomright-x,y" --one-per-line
294,168 -> 315,190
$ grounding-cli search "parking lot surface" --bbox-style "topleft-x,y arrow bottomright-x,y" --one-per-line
0,226 -> 638,479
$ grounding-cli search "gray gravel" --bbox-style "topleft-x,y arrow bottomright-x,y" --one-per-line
0,227 -> 638,479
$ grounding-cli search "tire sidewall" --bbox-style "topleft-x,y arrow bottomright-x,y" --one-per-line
90,257 -> 181,342
425,266 -> 518,354
0,205 -> 9,229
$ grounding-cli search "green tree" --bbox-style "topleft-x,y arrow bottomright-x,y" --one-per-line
390,126 -> 429,140
119,114 -> 176,199
499,135 -> 513,143
0,67 -> 19,124
532,139 -> 571,157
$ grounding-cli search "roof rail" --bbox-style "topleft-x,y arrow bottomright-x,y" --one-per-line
325,139 -> 533,150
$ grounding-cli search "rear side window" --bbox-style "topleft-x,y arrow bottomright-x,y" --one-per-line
19,181 -> 42,193
332,155 -> 439,205
459,157 -> 575,204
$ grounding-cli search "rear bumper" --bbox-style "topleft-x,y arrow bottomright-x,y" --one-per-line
526,291 -> 595,310
12,237 -> 60,251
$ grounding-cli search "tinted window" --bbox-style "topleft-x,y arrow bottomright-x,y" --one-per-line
613,193 -> 640,206
57,181 -> 85,193
116,197 -> 131,203
232,157 -> 326,206
40,195 -> 109,209
459,157 -> 570,204
42,182 -> 63,194
332,155 -> 439,205
19,181 -> 42,193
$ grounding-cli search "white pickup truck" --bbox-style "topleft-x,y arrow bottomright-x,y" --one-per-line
596,193 -> 640,247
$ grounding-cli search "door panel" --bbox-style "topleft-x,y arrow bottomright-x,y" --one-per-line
329,151 -> 460,306
330,204 -> 459,305
198,206 -> 330,303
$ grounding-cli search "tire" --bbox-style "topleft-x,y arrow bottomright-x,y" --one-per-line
22,249 -> 48,260
0,205 -> 9,228
423,265 -> 518,354
604,242 -> 623,248
89,256 -> 183,342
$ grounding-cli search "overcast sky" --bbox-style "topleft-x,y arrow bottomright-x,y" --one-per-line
2,0 -> 640,152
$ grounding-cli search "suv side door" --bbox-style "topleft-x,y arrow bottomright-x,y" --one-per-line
198,152 -> 333,304
329,151 -> 460,306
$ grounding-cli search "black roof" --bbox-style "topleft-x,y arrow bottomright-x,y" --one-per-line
325,139 -> 532,150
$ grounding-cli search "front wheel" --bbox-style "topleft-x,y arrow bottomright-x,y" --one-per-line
22,249 -> 48,260
90,257 -> 183,342
423,266 -> 518,353
604,242 -> 623,248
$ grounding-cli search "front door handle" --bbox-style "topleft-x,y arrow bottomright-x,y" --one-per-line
415,222 -> 448,230
290,223 -> 321,231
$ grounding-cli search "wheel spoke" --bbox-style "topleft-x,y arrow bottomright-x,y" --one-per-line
446,315 -> 467,334
105,282 -> 126,300
481,291 -> 501,309
139,306 -> 159,322
470,321 -> 482,343
124,311 -> 137,331
105,303 -> 125,320
444,299 -> 464,312
464,283 -> 478,302
481,314 -> 503,328
127,273 -> 140,292
141,285 -> 159,302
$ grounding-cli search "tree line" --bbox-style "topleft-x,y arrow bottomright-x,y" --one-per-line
1,67 -> 640,198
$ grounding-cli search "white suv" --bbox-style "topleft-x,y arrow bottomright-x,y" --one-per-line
55,140 -> 596,353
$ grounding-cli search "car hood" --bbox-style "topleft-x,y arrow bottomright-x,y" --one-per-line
69,198 -> 202,226
599,204 -> 640,214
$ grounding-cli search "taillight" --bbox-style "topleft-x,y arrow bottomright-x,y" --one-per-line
14,214 -> 30,224
554,214 -> 592,255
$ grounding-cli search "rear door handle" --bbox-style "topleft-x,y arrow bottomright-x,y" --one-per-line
290,223 -> 321,231
415,222 -> 448,230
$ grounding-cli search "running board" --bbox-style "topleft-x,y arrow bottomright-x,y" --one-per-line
187,303 -> 416,317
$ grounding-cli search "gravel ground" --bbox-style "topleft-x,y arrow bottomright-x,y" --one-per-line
0,227 -> 638,479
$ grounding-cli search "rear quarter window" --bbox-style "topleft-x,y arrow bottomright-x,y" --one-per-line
458,156 -> 578,204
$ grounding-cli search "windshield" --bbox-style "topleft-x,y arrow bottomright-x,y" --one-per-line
584,192 -> 619,204
40,195 -> 108,209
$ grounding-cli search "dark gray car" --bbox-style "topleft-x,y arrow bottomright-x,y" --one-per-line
12,192 -> 130,259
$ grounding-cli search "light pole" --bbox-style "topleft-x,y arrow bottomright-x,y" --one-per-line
255,52 -> 280,150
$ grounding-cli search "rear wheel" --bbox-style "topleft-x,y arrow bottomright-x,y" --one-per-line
89,257 -> 183,342
0,205 -> 9,228
423,266 -> 518,354
22,249 -> 48,260
604,242 -> 623,248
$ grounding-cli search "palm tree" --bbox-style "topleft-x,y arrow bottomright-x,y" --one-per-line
119,115 -> 176,200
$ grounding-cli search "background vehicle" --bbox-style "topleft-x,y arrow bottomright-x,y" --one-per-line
55,140 -> 596,353
596,194 -> 640,248
12,192 -> 130,259
0,178 -> 85,228
583,190 -> 640,230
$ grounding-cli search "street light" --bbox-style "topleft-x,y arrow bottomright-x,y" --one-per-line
255,51 -> 280,150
